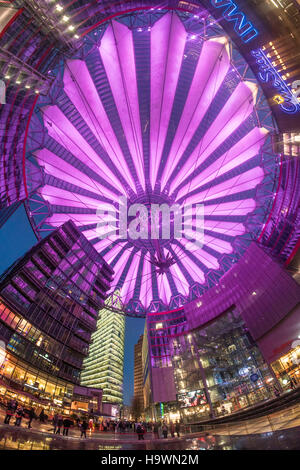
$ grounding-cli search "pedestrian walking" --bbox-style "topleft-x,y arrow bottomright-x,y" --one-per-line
162,423 -> 168,438
170,421 -> 175,438
175,421 -> 181,437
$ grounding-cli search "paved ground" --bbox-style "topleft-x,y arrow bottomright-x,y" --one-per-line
203,401 -> 300,436
1,401 -> 300,449
0,423 -> 300,450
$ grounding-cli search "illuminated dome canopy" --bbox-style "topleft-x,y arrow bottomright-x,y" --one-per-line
26,10 -> 279,314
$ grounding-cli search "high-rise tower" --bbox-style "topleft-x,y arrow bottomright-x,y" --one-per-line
80,290 -> 125,404
134,334 -> 144,411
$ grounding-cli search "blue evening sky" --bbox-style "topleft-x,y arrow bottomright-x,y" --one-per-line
0,205 -> 144,405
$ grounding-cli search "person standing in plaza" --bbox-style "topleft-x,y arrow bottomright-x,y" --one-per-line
153,422 -> 159,439
14,405 -> 24,426
80,419 -> 88,438
55,414 -> 63,434
88,417 -> 94,433
4,400 -> 16,425
53,413 -> 59,433
136,423 -> 145,440
27,407 -> 35,429
175,421 -> 181,437
39,408 -> 46,423
63,417 -> 73,436
162,422 -> 168,439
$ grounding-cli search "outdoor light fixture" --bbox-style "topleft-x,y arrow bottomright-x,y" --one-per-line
273,94 -> 285,104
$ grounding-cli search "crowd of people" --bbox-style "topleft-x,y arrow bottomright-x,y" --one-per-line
2,400 -> 92,439
2,399 -> 182,440
83,418 -> 182,440
134,421 -> 181,440
3,399 -> 37,429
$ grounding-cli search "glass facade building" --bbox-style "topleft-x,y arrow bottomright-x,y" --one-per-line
172,309 -> 276,422
80,290 -> 125,404
148,307 -> 278,423
146,243 -> 300,423
0,220 -> 113,408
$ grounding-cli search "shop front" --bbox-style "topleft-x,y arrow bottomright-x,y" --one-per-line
0,352 -> 100,419
271,344 -> 300,390
71,385 -> 102,415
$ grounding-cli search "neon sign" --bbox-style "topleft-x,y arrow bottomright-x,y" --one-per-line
210,0 -> 258,43
251,48 -> 300,114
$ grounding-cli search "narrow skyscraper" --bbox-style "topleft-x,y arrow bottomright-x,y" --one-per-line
80,290 -> 125,404
134,334 -> 144,411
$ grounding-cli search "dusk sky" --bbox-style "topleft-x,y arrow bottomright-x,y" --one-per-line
0,205 -> 144,405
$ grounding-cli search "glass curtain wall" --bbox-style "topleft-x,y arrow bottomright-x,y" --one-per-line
169,309 -> 277,423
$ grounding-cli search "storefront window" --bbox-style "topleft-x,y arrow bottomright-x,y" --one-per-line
1,361 -> 15,379
271,345 -> 300,390
37,377 -> 47,391
12,366 -> 25,383
24,371 -> 37,387
0,355 -> 72,413
55,382 -> 66,397
45,381 -> 56,397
